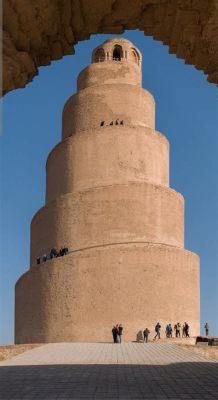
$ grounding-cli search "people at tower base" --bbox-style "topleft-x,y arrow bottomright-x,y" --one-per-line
174,322 -> 181,337
182,322 -> 189,337
166,323 -> 173,338
184,322 -> 190,337
143,328 -> 150,342
139,322 -> 191,343
153,322 -> 161,340
112,324 -> 123,343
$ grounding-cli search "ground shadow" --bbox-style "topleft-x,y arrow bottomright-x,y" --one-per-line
136,330 -> 143,342
0,362 -> 217,399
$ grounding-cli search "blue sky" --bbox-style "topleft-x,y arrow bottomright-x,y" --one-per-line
1,30 -> 218,344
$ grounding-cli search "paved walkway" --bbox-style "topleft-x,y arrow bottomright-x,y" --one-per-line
0,342 -> 217,399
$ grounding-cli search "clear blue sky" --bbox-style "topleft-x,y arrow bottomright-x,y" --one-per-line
1,31 -> 218,344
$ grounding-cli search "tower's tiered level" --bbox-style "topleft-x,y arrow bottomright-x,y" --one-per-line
15,39 -> 200,343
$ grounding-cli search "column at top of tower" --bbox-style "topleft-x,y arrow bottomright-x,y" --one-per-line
77,38 -> 142,90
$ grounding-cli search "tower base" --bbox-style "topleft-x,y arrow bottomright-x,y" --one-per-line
15,243 -> 199,343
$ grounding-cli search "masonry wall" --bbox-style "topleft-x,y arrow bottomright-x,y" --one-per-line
46,127 -> 169,203
16,244 -> 200,343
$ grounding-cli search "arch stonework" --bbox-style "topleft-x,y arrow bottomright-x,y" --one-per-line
129,48 -> 140,65
93,48 -> 105,62
113,44 -> 123,60
3,0 -> 218,94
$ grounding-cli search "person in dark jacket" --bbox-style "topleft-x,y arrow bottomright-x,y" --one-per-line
168,324 -> 173,338
154,322 -> 161,340
143,328 -> 150,343
184,322 -> 190,337
112,326 -> 117,343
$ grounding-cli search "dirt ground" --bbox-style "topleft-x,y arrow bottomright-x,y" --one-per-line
0,344 -> 43,361
176,343 -> 218,361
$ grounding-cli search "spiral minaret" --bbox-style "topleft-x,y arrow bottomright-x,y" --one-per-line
15,38 -> 200,343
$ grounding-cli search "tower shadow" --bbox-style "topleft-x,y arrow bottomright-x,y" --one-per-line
0,361 -> 217,399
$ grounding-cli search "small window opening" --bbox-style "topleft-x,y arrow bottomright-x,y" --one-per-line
113,45 -> 123,61
100,121 -> 105,126
110,121 -> 113,125
129,48 -> 140,65
94,48 -> 105,63
120,120 -> 123,125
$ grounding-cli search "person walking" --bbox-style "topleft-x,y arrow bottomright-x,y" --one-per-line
165,324 -> 170,338
154,322 -> 161,340
184,322 -> 190,337
166,324 -> 173,338
175,322 -> 181,338
204,322 -> 209,336
143,328 -> 150,342
168,324 -> 173,338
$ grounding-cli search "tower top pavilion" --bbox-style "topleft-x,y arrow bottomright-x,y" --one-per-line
76,37 -> 143,93
92,38 -> 142,65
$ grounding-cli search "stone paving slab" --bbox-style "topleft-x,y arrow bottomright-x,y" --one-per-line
0,343 -> 217,399
0,342 -> 214,366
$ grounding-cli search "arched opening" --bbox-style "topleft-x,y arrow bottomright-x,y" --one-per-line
129,48 -> 140,65
94,48 -> 105,62
113,45 -> 123,61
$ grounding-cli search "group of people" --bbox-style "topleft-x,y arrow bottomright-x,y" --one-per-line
36,247 -> 69,264
143,321 -> 190,342
166,322 -> 190,338
111,321 -> 191,344
111,321 -> 212,343
111,321 -> 211,343
100,119 -> 124,127
112,324 -> 123,343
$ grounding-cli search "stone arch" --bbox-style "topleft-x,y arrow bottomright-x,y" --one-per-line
3,0 -> 218,94
93,48 -> 105,63
129,48 -> 140,65
113,45 -> 123,61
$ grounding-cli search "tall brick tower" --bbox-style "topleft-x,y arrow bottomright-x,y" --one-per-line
15,38 -> 200,343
